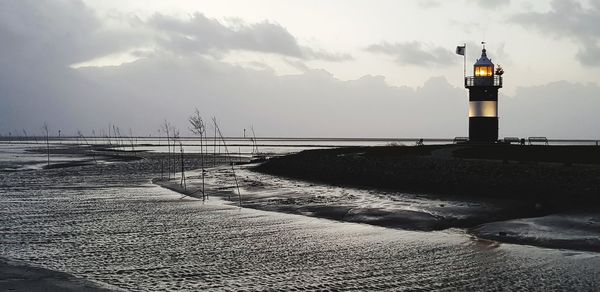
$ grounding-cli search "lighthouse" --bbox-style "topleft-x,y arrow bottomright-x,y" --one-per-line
464,44 -> 503,143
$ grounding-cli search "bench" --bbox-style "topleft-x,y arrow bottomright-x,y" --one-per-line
528,137 -> 549,145
503,137 -> 520,144
453,137 -> 469,144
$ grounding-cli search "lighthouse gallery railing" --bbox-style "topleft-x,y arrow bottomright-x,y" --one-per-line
464,76 -> 503,88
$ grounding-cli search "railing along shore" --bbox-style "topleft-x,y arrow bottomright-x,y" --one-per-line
1,137 -> 599,146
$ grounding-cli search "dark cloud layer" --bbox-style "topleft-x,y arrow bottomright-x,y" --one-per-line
0,0 -> 134,133
148,12 -> 351,61
511,0 -> 600,66
149,13 -> 303,57
366,42 -> 457,67
0,0 -> 142,67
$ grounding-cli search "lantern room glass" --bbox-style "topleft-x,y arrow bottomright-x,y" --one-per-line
475,66 -> 493,77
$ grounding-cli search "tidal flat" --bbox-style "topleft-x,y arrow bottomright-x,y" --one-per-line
1,144 -> 600,291
252,145 -> 600,252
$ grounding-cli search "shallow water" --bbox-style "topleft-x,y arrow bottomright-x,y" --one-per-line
1,151 -> 599,290
0,143 -> 92,171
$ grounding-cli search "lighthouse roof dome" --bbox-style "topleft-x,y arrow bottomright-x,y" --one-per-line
474,48 -> 494,66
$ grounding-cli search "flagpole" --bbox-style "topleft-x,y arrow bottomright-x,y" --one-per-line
463,43 -> 466,82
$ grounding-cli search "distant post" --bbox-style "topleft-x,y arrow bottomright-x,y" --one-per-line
42,123 -> 50,166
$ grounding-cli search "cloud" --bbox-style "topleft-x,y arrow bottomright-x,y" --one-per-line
0,1 -> 350,70
366,42 -> 457,67
0,0 -> 140,133
0,0 -> 355,136
148,12 -> 351,61
510,0 -> 600,66
149,13 -> 302,57
302,48 -> 354,62
0,0 -> 143,68
1,0 -> 600,139
502,81 -> 600,138
576,43 -> 600,66
418,0 -> 442,9
3,41 -> 600,139
467,0 -> 511,9
70,55 -> 466,138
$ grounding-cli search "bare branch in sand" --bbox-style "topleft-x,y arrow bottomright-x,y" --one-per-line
42,122 -> 50,166
189,108 -> 207,200
212,117 -> 242,206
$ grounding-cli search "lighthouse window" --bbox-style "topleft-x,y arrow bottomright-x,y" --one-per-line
475,66 -> 493,77
469,101 -> 497,117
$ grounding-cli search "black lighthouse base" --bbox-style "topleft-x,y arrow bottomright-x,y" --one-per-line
469,117 -> 498,143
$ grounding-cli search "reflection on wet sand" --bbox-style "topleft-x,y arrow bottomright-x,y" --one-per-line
1,150 -> 599,290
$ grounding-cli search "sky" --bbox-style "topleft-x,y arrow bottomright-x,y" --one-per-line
1,0 -> 599,138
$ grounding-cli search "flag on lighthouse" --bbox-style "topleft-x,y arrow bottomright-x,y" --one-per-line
456,45 -> 466,56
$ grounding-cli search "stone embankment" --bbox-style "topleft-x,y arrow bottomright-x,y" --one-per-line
254,145 -> 600,207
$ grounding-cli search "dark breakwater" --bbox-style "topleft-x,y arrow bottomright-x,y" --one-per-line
254,145 -> 600,208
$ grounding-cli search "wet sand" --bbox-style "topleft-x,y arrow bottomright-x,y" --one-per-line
156,166 -> 538,231
240,145 -> 600,251
153,163 -> 600,252
2,145 -> 600,290
0,258 -> 118,292
472,213 -> 600,252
